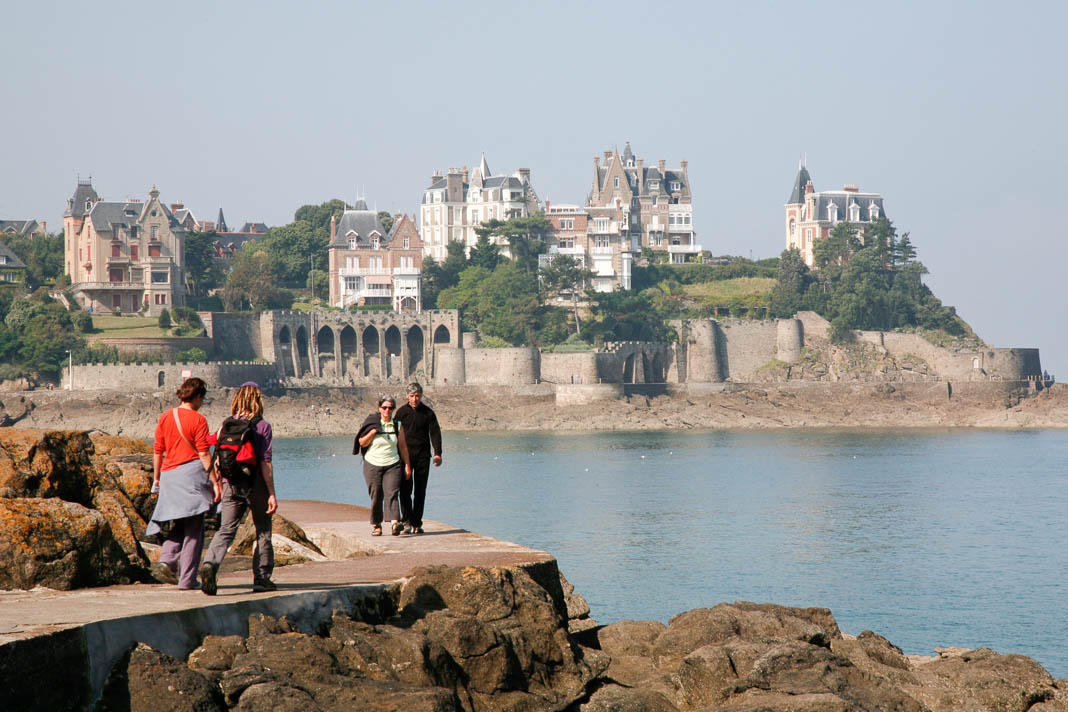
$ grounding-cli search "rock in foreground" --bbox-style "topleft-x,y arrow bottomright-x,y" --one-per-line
94,563 -> 1068,712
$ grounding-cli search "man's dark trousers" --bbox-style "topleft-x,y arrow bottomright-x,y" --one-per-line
400,452 -> 431,528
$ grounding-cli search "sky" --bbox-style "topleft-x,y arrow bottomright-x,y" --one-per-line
3,0 -> 1066,376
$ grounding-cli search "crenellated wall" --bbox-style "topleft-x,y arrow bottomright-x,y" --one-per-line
64,361 -> 278,391
67,309 -> 1043,394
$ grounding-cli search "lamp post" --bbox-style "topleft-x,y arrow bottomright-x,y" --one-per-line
66,349 -> 72,391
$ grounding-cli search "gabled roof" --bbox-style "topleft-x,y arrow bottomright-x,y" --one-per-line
0,239 -> 27,269
331,207 -> 390,248
0,220 -> 39,237
65,181 -> 99,219
788,164 -> 813,204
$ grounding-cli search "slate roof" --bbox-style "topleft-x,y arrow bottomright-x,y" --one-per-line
65,181 -> 100,218
239,222 -> 269,233
331,207 -> 389,248
0,220 -> 39,237
810,192 -> 886,223
0,239 -> 27,269
595,162 -> 688,199
788,165 -> 813,204
217,208 -> 228,233
87,199 -> 182,233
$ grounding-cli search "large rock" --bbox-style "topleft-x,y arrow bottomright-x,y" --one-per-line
652,602 -> 838,672
0,497 -> 136,589
905,647 -> 1063,712
231,511 -> 326,563
400,565 -> 600,711
95,643 -> 225,712
0,430 -> 96,503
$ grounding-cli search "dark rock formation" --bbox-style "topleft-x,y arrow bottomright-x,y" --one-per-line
0,429 -> 152,589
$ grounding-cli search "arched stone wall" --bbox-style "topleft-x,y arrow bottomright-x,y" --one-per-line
260,309 -> 460,385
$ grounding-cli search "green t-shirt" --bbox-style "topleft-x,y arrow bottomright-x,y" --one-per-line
364,419 -> 401,467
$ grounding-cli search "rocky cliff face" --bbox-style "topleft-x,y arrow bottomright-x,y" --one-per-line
0,429 -> 155,589
91,562 -> 1068,712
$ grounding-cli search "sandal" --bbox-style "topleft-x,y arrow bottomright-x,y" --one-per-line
371,525 -> 382,536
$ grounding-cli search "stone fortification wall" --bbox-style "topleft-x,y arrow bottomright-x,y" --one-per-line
776,319 -> 804,363
716,319 -> 780,381
65,361 -> 278,391
434,347 -> 466,385
554,383 -> 624,404
464,348 -> 540,385
198,312 -> 261,360
83,336 -> 215,359
540,352 -> 604,384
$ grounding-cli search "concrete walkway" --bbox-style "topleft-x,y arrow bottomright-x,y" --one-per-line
0,499 -> 551,643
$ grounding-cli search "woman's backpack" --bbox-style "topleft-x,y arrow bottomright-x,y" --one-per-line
212,415 -> 262,484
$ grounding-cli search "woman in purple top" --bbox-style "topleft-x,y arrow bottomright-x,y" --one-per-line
199,382 -> 279,595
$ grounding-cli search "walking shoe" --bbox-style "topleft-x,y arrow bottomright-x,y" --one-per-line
413,526 -> 424,534
199,561 -> 218,596
371,525 -> 382,536
252,577 -> 277,593
151,561 -> 177,585
391,520 -> 402,536
404,523 -> 415,535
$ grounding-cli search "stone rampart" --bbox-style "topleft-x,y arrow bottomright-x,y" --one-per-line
83,336 -> 215,359
540,352 -> 602,384
464,348 -> 540,385
64,361 -> 278,391
716,319 -> 780,381
198,311 -> 261,360
554,383 -> 624,404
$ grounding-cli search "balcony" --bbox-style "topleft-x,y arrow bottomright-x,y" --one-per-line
590,245 -> 615,255
73,281 -> 145,291
547,245 -> 587,257
587,223 -> 621,235
339,266 -> 419,278
667,243 -> 703,254
667,224 -> 694,234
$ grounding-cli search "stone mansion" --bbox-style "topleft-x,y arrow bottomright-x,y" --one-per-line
63,180 -> 188,316
785,162 -> 887,267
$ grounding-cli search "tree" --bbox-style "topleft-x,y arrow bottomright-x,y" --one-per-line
306,269 -> 329,300
468,234 -> 501,270
421,241 -> 468,308
540,255 -> 592,334
158,308 -> 172,329
377,211 -> 394,233
4,231 -> 64,288
225,251 -> 293,311
474,215 -> 550,274
768,248 -> 808,318
813,222 -> 859,271
183,230 -> 225,297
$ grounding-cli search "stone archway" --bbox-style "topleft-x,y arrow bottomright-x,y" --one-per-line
433,324 -> 451,345
622,353 -> 635,383
385,326 -> 402,380
340,325 -> 357,378
316,326 -> 336,377
278,326 -> 294,377
295,326 -> 311,376
407,326 -> 425,378
362,326 -> 380,379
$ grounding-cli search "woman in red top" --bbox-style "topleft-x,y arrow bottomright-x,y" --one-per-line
147,377 -> 222,589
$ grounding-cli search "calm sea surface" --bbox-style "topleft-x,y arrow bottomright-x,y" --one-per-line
271,429 -> 1068,677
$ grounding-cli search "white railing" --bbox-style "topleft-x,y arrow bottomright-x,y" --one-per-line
547,245 -> 587,256
339,266 -> 420,277
590,245 -> 615,255
588,223 -> 620,235
667,243 -> 703,254
74,281 -> 145,290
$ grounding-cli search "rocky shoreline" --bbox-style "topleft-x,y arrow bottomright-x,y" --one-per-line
3,381 -> 1067,439
2,428 -> 1068,710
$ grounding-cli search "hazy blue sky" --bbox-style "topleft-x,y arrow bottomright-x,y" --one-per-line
4,1 -> 1066,375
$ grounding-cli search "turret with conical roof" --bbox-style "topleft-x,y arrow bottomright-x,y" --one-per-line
216,208 -> 228,233
788,161 -> 812,204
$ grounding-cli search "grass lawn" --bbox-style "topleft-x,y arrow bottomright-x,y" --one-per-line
681,277 -> 776,304
89,314 -> 190,338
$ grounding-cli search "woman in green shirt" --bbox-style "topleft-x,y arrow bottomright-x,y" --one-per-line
356,395 -> 412,536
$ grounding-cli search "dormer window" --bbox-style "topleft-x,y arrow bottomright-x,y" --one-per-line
670,181 -> 681,191
85,199 -> 93,211
826,202 -> 838,223
868,202 -> 880,220
348,236 -> 356,250
648,180 -> 659,191
848,201 -> 860,222
403,236 -> 410,249
371,236 -> 379,249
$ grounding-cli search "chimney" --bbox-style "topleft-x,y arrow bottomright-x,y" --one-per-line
805,180 -> 814,194
636,158 -> 644,193
430,170 -> 441,185
603,149 -> 612,160
462,167 -> 468,183
592,156 -> 601,203
40,221 -> 46,232
843,184 -> 858,192
170,202 -> 183,211
544,198 -> 551,212
517,168 -> 530,185
330,214 -> 337,242
658,159 -> 666,174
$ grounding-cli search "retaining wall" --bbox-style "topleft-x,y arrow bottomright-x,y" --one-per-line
464,348 -> 540,385
64,361 -> 279,391
83,336 -> 215,359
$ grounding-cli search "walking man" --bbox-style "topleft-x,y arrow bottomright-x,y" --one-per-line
394,382 -> 442,534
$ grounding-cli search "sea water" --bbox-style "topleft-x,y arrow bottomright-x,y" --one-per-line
271,429 -> 1068,677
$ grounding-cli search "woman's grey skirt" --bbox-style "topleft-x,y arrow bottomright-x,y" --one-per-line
146,458 -> 214,536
